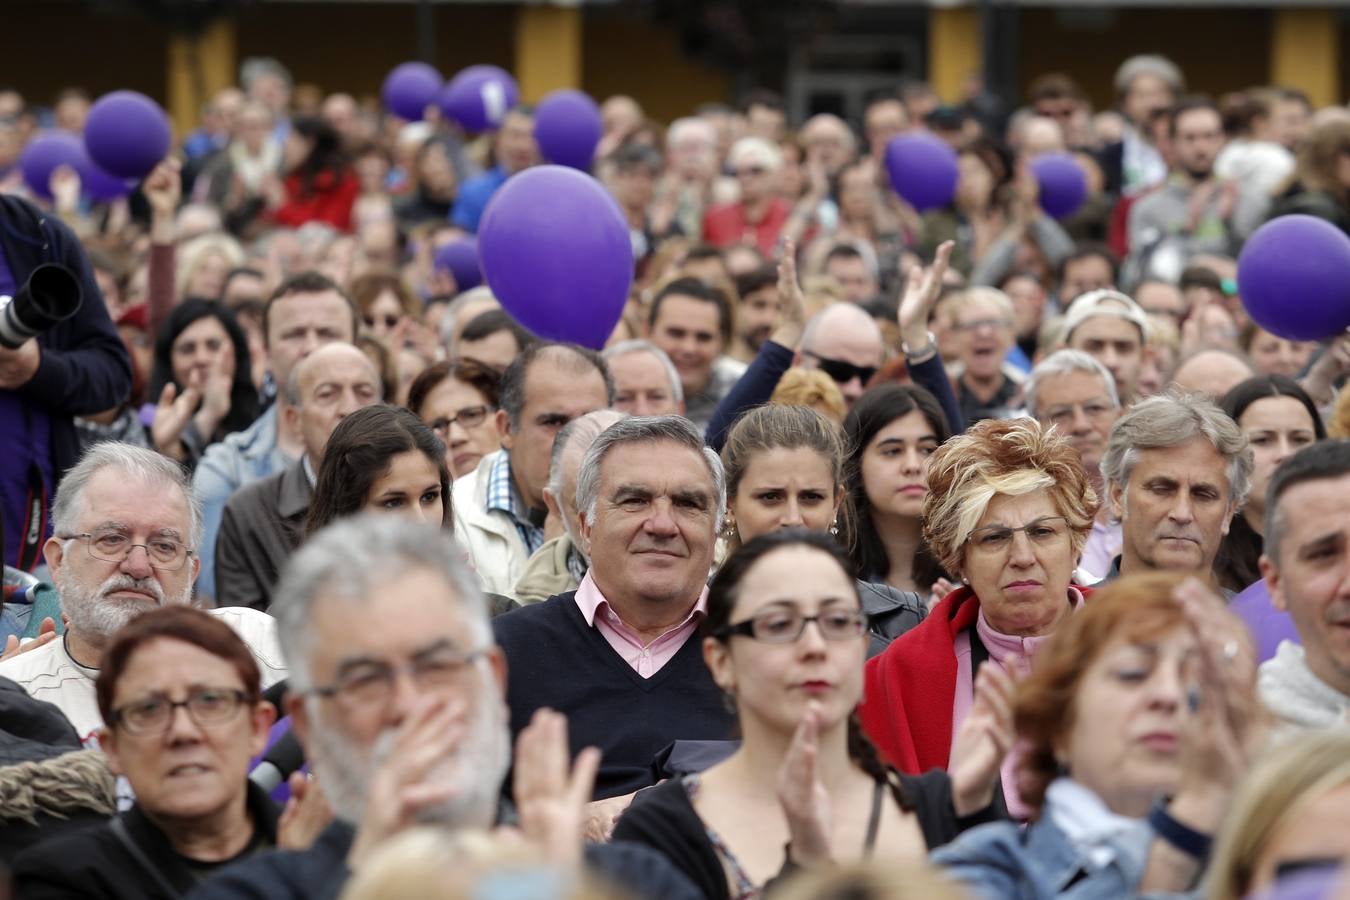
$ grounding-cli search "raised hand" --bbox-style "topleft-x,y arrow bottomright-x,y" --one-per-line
151,371 -> 204,458
948,662 -> 1016,816
770,237 -> 807,350
511,707 -> 601,863
277,772 -> 334,850
1,616 -> 58,661
897,240 -> 953,350
142,157 -> 183,223
777,701 -> 833,866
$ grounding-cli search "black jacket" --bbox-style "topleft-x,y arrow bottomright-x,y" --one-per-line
11,780 -> 280,899
0,194 -> 132,488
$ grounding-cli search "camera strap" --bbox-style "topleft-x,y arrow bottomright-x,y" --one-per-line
16,407 -> 45,573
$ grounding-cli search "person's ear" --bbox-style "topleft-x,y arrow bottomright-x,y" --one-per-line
703,636 -> 735,695
282,401 -> 301,433
1108,480 -> 1126,521
487,646 -> 508,699
577,508 -> 594,554
542,487 -> 562,522
249,700 -> 278,757
100,727 -> 125,777
1260,553 -> 1287,612
1220,500 -> 1237,537
42,536 -> 66,582
495,409 -> 513,448
284,691 -> 312,757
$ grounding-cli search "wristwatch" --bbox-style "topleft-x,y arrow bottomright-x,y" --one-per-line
1148,798 -> 1212,861
901,331 -> 938,361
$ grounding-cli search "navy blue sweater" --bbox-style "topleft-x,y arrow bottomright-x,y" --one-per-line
493,592 -> 736,800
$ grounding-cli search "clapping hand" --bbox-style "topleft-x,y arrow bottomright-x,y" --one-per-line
151,369 -> 204,459
948,663 -> 1016,816
777,701 -> 833,866
1,616 -> 58,661
769,237 -> 807,349
509,708 -> 601,864
897,240 -> 953,352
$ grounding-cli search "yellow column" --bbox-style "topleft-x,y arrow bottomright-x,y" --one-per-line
1271,8 -> 1339,108
514,5 -> 583,102
928,6 -> 980,104
166,18 -> 238,138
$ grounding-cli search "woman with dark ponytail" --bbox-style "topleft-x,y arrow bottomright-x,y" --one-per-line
613,530 -> 1009,899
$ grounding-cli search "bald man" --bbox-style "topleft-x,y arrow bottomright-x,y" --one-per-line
215,343 -> 382,610
796,304 -> 885,407
1170,348 -> 1254,401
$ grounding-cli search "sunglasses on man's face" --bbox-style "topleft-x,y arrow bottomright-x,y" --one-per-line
804,351 -> 877,386
364,313 -> 400,330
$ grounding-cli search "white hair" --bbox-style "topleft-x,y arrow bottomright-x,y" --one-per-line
1023,349 -> 1120,418
602,339 -> 684,405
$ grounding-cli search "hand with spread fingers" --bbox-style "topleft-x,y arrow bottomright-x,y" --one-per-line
510,707 -> 602,864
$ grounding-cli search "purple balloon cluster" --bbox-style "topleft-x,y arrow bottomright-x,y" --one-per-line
432,238 -> 483,293
439,66 -> 520,133
884,133 -> 959,212
534,89 -> 602,171
19,130 -> 137,202
1029,152 -> 1088,219
84,90 -> 171,180
382,62 -> 443,122
477,166 -> 632,348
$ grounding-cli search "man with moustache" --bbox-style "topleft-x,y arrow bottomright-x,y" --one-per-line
0,444 -> 284,744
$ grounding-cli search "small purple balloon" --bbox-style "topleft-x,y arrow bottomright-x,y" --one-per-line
433,238 -> 483,292
478,166 -> 632,348
382,62 -> 443,122
884,132 -> 959,212
439,65 -> 519,133
1237,215 -> 1350,341
76,149 -> 137,202
1030,152 -> 1088,219
534,89 -> 602,171
84,90 -> 171,179
19,131 -> 85,201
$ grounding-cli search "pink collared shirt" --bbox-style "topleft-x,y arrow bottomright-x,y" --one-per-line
573,571 -> 707,679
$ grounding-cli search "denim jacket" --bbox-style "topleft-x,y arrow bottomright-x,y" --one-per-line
931,779 -> 1187,900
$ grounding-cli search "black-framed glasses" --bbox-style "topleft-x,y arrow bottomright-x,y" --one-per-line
307,643 -> 489,711
62,530 -> 194,571
109,687 -> 249,735
428,405 -> 493,436
715,608 -> 869,644
966,516 -> 1069,554
802,351 -> 877,387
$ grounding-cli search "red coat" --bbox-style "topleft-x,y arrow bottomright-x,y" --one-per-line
272,168 -> 360,233
859,583 -> 1091,774
701,198 -> 793,257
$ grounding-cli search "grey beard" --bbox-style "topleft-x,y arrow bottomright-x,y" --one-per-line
60,572 -> 186,640
308,693 -> 512,831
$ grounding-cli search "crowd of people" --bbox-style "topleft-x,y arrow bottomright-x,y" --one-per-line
0,46 -> 1348,899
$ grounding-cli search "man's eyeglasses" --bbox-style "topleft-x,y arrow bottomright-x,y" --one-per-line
966,516 -> 1069,554
955,317 -> 1012,334
802,351 -> 877,386
62,530 -> 194,571
715,608 -> 869,644
109,688 -> 250,735
428,405 -> 493,436
307,643 -> 488,711
1043,401 -> 1117,428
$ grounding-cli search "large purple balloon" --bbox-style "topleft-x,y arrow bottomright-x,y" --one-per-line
439,66 -> 519,133
1030,152 -> 1088,219
433,238 -> 483,292
1237,215 -> 1350,341
884,132 -> 959,212
534,90 -> 602,171
19,131 -> 85,200
84,90 -> 171,179
478,166 -> 632,348
382,62 -> 442,122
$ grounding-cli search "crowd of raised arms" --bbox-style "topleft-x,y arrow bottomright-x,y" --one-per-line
0,48 -> 1348,900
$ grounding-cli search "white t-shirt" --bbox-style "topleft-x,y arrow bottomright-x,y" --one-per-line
0,606 -> 287,746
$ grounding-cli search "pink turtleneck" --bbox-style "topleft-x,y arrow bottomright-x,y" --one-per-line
950,587 -> 1085,820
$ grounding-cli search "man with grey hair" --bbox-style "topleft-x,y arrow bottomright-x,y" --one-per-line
215,343 -> 382,610
1105,54 -> 1184,196
1025,349 -> 1123,578
198,514 -> 700,899
1099,390 -> 1252,583
515,409 -> 627,603
493,415 -> 735,833
0,443 -> 284,744
603,340 -> 684,417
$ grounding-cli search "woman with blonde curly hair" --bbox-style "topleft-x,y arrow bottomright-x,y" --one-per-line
932,571 -> 1260,898
861,417 -> 1097,817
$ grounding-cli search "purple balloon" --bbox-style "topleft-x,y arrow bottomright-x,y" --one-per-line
84,90 -> 171,179
19,131 -> 85,201
433,238 -> 483,293
1237,215 -> 1350,341
75,149 -> 137,202
884,132 -> 959,212
382,62 -> 442,122
1030,152 -> 1088,219
478,166 -> 632,348
534,90 -> 602,171
439,65 -> 519,133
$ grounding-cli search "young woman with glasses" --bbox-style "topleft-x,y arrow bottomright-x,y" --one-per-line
613,530 -> 1008,900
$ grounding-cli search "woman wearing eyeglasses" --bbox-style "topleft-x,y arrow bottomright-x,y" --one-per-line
406,358 -> 503,480
11,606 -> 315,899
613,530 -> 1007,900
861,417 -> 1096,821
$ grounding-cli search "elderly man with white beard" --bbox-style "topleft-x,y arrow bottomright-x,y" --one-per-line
0,443 -> 284,745
192,515 -> 700,900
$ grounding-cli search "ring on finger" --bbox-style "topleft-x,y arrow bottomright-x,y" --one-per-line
1222,639 -> 1239,661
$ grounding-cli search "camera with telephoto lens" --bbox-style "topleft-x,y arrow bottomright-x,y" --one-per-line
0,264 -> 83,350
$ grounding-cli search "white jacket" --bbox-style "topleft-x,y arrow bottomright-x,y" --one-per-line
451,451 -> 531,596
1258,641 -> 1350,737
